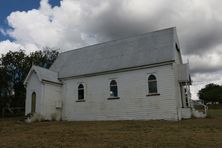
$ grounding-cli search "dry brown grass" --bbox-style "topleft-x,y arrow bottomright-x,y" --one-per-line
0,109 -> 222,148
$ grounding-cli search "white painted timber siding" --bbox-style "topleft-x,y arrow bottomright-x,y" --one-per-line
25,72 -> 62,120
61,64 -> 180,121
172,49 -> 184,120
42,82 -> 62,120
172,64 -> 183,120
181,108 -> 192,119
25,72 -> 43,115
172,43 -> 192,119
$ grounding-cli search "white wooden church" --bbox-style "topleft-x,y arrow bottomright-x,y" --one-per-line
24,27 -> 193,121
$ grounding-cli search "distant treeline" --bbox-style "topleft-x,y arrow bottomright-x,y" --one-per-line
0,48 -> 59,117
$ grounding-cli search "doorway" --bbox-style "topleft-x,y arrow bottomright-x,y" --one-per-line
31,92 -> 36,113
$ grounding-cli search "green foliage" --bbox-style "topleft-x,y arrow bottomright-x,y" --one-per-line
0,48 -> 59,117
28,47 -> 59,68
198,83 -> 222,103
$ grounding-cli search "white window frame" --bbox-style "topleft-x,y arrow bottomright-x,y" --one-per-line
147,73 -> 160,96
76,82 -> 86,102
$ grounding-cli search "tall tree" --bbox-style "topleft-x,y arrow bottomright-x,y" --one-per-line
28,48 -> 59,68
198,83 -> 222,104
0,50 -> 28,107
0,64 -> 10,111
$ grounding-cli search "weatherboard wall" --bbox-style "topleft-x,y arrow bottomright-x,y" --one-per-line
61,64 -> 179,121
25,72 -> 43,115
42,82 -> 62,120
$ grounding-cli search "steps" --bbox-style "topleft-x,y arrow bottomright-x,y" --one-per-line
192,109 -> 207,118
191,100 -> 208,118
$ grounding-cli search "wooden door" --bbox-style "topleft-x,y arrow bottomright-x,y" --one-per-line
31,92 -> 36,113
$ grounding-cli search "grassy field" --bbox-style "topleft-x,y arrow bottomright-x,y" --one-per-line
0,110 -> 222,148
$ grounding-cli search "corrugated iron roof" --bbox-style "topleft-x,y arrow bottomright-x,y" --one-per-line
49,27 -> 177,78
31,65 -> 61,84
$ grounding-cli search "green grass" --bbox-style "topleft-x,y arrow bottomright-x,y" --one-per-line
0,109 -> 222,148
208,109 -> 222,117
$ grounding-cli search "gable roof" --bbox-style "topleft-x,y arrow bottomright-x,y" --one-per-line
50,27 -> 178,79
24,65 -> 61,85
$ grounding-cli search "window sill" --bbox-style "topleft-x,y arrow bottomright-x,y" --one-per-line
146,93 -> 160,96
76,99 -> 86,102
107,97 -> 120,100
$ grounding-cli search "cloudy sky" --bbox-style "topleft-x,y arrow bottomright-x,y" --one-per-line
0,0 -> 222,99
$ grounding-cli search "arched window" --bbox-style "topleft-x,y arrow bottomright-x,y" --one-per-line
31,92 -> 36,113
78,84 -> 84,100
148,75 -> 158,94
110,80 -> 118,97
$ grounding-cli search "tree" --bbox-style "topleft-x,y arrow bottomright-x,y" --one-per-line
0,49 -> 59,117
28,48 -> 59,68
0,65 -> 10,112
0,50 -> 27,110
198,83 -> 222,104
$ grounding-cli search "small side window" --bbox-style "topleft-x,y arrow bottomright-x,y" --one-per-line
148,74 -> 158,94
31,92 -> 36,113
110,80 -> 118,97
78,84 -> 84,100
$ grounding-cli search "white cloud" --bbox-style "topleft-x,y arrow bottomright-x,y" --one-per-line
0,28 -> 7,36
0,40 -> 39,55
184,45 -> 222,73
2,0 -> 222,53
0,40 -> 23,54
4,0 -> 103,51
